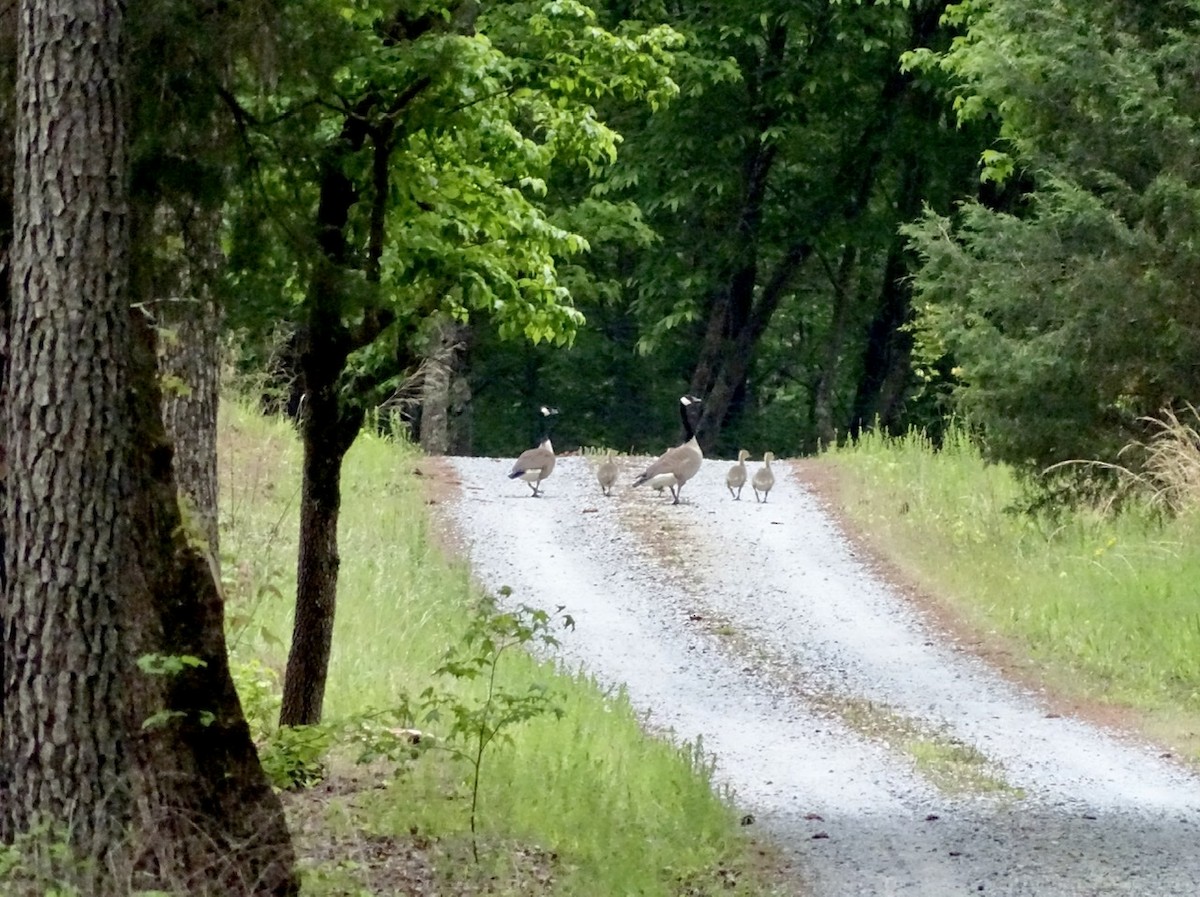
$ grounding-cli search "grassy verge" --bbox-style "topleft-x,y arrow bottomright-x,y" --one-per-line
820,426 -> 1200,759
219,400 -> 790,897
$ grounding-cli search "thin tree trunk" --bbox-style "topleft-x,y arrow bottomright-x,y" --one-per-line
153,205 -> 224,562
692,241 -> 810,452
278,3 -> 475,726
812,246 -> 858,448
279,374 -> 361,725
277,121 -> 364,728
850,163 -> 927,436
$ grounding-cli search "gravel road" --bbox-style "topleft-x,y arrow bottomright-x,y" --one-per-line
438,453 -> 1200,896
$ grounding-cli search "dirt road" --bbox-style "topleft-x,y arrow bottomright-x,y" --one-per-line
439,453 -> 1200,896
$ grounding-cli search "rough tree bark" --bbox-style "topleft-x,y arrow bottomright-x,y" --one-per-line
1,3 -> 295,892
419,316 -> 471,455
0,0 -> 19,851
151,204 -> 224,563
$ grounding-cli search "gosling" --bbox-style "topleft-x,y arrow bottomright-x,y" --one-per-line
752,451 -> 775,503
726,449 -> 749,500
596,451 -> 619,496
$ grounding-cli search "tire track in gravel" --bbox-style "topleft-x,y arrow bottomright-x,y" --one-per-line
439,454 -> 1200,897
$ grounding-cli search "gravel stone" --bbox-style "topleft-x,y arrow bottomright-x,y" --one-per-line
440,454 -> 1200,896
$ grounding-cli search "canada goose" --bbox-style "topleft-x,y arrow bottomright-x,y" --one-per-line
508,406 -> 558,497
632,395 -> 704,505
726,449 -> 750,500
596,451 -> 619,496
752,451 -> 775,503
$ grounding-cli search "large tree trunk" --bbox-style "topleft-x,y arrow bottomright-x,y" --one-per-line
2,3 -> 295,892
4,3 -> 137,866
0,0 -> 16,839
122,311 -> 297,896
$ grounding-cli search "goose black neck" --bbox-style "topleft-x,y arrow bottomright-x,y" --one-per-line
536,407 -> 559,443
679,398 -> 697,441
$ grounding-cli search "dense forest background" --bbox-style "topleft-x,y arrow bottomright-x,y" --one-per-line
212,0 -> 1200,487
1,1 -> 1195,474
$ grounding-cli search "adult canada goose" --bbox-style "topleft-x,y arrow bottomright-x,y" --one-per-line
632,395 -> 704,505
508,406 -> 558,497
596,451 -> 619,496
752,451 -> 775,503
726,449 -> 750,500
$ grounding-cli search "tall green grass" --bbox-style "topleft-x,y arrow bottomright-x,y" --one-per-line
219,401 -> 782,896
825,425 -> 1200,748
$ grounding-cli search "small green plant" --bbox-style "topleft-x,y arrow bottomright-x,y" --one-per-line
232,658 -> 421,790
229,658 -> 330,789
136,653 -> 206,676
0,821 -> 97,897
419,592 -> 573,861
258,723 -> 337,790
135,653 -> 215,730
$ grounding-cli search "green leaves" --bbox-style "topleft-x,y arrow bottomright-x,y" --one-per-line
136,653 -> 207,676
225,0 -> 685,374
904,1 -> 1200,483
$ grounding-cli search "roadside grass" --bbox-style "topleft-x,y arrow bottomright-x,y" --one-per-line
821,425 -> 1200,758
219,400 -> 789,897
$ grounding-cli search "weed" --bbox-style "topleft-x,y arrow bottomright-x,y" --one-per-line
418,594 -> 574,861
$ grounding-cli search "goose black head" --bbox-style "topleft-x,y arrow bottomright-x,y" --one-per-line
678,395 -> 703,440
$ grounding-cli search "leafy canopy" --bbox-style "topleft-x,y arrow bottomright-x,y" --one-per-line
227,0 -> 683,348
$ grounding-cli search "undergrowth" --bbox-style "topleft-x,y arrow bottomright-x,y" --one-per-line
219,400 -> 788,896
